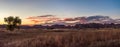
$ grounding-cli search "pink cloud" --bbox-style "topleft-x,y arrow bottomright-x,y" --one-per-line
26,15 -> 88,24
26,15 -> 60,23
64,18 -> 76,21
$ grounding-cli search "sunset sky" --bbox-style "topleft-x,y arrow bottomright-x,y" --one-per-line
0,0 -> 120,25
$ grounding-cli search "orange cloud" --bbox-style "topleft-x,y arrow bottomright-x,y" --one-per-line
26,15 -> 88,24
64,18 -> 75,21
26,15 -> 60,24
31,20 -> 40,23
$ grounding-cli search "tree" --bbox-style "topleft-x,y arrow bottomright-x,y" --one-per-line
4,16 -> 22,31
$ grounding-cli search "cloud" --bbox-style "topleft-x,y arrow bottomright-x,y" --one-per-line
26,15 -> 113,24
26,15 -> 55,19
86,15 -> 110,21
31,19 -> 40,23
37,15 -> 54,17
26,16 -> 37,19
63,18 -> 76,21
26,15 -> 87,24
26,15 -> 60,23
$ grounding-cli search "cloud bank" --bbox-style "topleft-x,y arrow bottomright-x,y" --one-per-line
26,15 -> 120,25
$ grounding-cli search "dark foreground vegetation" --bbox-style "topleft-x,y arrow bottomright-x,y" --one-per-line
19,23 -> 120,29
1,23 -> 120,30
0,28 -> 120,47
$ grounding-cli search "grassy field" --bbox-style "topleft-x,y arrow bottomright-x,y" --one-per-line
0,28 -> 120,47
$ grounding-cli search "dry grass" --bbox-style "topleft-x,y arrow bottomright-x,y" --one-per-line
0,28 -> 120,47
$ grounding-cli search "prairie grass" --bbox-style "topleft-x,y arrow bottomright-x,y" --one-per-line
0,28 -> 120,47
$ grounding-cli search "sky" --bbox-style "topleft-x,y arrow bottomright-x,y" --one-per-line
0,0 -> 120,25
